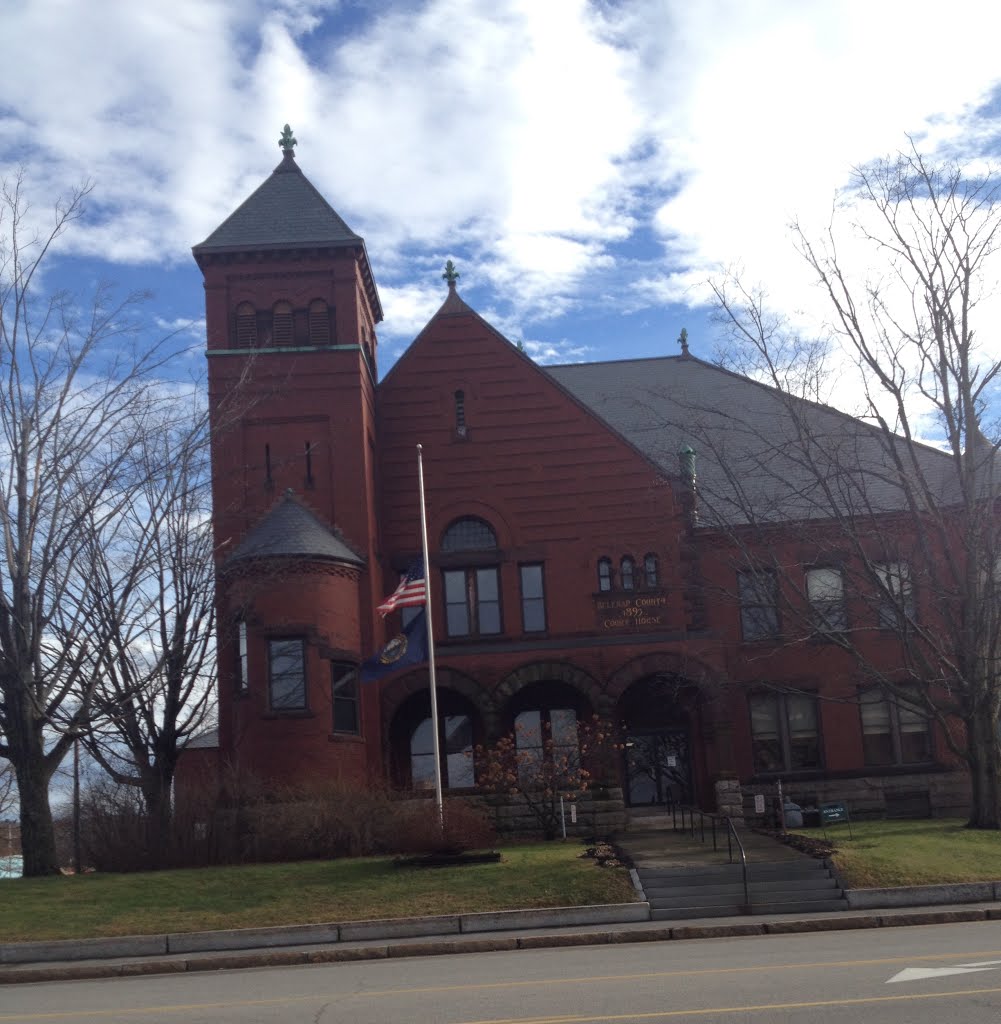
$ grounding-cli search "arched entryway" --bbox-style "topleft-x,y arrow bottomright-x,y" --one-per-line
388,689 -> 483,791
616,674 -> 702,808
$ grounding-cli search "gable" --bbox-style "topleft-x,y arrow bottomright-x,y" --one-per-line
377,291 -> 682,558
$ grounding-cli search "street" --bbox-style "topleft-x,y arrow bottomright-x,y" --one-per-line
5,920 -> 1001,1023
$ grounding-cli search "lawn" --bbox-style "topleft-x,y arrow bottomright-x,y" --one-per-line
0,842 -> 636,943
799,818 -> 1001,889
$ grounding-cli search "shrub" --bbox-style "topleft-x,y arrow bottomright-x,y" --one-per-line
390,797 -> 497,856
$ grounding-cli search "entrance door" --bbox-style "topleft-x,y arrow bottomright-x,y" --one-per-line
625,730 -> 691,807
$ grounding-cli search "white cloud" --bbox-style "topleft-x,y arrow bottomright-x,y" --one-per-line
3,0 -> 1001,414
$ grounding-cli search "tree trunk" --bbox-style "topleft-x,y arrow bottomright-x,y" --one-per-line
16,759 -> 60,876
965,711 -> 1001,829
143,768 -> 174,869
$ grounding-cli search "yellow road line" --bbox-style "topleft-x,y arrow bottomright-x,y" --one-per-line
457,986 -> 1001,1024
348,946 -> 1001,997
7,943 -> 1001,1021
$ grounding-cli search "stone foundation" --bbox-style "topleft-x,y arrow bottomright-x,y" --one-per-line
714,779 -> 744,825
486,788 -> 627,838
738,769 -> 970,828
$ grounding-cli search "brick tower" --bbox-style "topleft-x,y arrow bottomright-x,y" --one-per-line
192,126 -> 385,785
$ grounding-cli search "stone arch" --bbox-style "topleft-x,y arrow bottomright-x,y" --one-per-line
380,665 -> 492,732
381,666 -> 491,790
493,660 -> 601,713
605,652 -> 723,705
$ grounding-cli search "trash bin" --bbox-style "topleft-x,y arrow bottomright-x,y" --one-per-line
783,800 -> 804,828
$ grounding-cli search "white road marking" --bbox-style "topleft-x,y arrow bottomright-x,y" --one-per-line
888,960 -> 1001,984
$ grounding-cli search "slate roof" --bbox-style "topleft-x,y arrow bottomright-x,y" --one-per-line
192,148 -> 384,322
545,355 -> 957,526
193,150 -> 362,253
225,490 -> 365,567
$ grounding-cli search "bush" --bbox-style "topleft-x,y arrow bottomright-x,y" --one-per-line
390,797 -> 497,856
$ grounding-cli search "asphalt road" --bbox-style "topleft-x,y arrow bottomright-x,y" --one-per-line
6,920 -> 1001,1023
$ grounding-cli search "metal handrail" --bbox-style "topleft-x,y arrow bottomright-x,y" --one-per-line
724,816 -> 750,912
670,803 -> 725,858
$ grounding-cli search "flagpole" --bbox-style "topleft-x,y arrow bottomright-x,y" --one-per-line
416,444 -> 444,824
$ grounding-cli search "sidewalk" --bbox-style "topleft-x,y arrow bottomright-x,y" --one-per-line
4,898 -> 1001,985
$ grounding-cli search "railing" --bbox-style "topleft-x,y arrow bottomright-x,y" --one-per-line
671,804 -> 751,910
725,815 -> 750,912
671,802 -> 749,909
671,803 -> 729,857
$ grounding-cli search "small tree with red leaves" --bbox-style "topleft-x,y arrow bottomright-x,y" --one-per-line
475,715 -> 620,839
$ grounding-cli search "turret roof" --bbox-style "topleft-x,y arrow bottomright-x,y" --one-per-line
224,490 -> 365,568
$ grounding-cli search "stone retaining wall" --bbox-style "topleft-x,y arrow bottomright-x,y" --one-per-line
485,788 -> 627,838
736,769 -> 970,827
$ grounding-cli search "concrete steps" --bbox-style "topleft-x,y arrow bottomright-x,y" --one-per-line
620,810 -> 849,919
637,859 -> 848,919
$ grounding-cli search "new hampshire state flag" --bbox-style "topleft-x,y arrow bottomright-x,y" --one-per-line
360,609 -> 429,682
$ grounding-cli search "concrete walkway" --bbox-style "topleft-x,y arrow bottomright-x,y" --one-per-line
615,820 -> 808,869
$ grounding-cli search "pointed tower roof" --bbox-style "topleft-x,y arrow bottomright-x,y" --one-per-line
193,126 -> 383,321
224,490 -> 365,568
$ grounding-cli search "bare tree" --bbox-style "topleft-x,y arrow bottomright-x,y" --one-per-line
703,144 -> 1001,827
80,396 -> 216,854
0,169 -> 172,874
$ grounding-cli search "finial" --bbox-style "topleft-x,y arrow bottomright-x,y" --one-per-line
679,445 -> 696,482
442,260 -> 460,289
678,327 -> 689,356
279,124 -> 298,153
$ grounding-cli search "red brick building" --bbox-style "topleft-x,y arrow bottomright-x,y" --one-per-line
183,137 -> 969,824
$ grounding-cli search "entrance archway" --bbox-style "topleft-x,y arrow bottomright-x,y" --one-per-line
617,674 -> 700,807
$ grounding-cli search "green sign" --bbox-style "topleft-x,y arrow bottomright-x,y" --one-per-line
821,802 -> 848,823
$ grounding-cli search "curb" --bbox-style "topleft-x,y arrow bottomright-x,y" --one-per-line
0,903 -> 649,966
3,907 -> 1000,985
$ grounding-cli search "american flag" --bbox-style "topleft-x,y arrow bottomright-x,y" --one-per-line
376,562 -> 426,617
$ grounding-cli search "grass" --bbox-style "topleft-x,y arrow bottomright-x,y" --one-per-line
0,842 -> 636,943
799,818 -> 1001,888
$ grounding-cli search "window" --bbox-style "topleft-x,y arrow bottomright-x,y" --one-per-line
620,556 -> 635,591
454,390 -> 467,437
515,708 -> 578,782
308,299 -> 330,345
270,301 -> 293,346
520,564 -> 546,632
861,687 -> 931,765
644,553 -> 659,589
410,715 -> 474,789
331,662 -> 359,734
806,567 -> 846,632
235,302 -> 257,348
236,620 -> 248,695
441,517 -> 496,552
441,517 -> 501,638
739,569 -> 780,640
749,692 -> 820,772
444,567 -> 501,637
875,561 -> 913,628
597,557 -> 612,592
268,638 -> 306,711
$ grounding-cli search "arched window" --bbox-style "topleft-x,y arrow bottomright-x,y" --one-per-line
308,299 -> 331,345
272,301 -> 294,346
597,557 -> 612,592
235,302 -> 257,348
441,517 -> 500,637
621,556 -> 635,591
514,708 -> 579,783
644,553 -> 659,588
410,714 -> 474,789
441,517 -> 497,553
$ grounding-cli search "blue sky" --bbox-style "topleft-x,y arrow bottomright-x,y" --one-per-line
3,0 -> 1001,381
